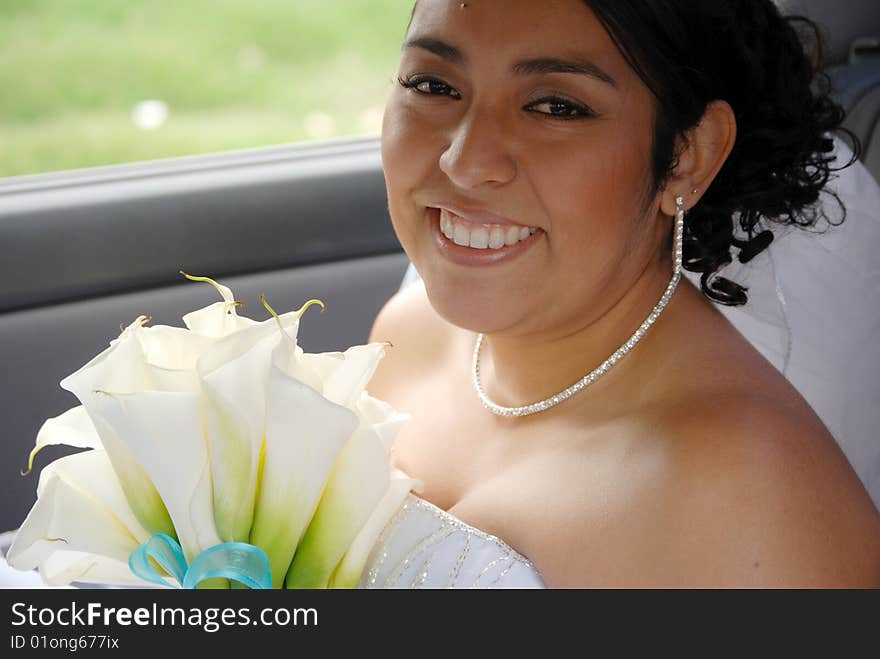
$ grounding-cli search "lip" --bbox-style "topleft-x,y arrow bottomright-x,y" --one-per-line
426,207 -> 543,267
432,202 -> 531,228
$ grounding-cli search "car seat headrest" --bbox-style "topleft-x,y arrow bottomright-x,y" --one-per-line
776,0 -> 880,66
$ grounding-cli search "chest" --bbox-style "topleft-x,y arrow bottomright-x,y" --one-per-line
385,374 -> 625,566
389,409 -> 547,574
375,345 -> 677,584
389,388 -> 521,513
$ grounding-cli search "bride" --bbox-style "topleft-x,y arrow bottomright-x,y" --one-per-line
359,0 -> 880,587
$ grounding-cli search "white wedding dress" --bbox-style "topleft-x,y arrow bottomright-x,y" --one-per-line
358,494 -> 545,588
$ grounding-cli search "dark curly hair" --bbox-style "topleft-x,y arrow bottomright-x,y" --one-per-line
584,0 -> 859,305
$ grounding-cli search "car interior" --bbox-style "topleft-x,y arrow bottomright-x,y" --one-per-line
1,0 -> 878,559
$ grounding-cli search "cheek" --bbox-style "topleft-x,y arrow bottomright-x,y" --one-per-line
382,101 -> 442,199
537,139 -> 645,247
528,124 -> 657,288
381,104 -> 421,239
380,104 -> 408,198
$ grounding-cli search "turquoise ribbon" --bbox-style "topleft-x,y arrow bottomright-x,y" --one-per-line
129,534 -> 272,589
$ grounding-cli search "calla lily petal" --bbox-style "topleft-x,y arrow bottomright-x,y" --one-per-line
249,359 -> 359,588
83,412 -> 176,538
329,469 -> 424,588
24,405 -> 102,476
284,425 -> 390,589
60,318 -> 175,537
137,325 -> 216,371
356,393 -> 412,452
7,450 -> 149,576
199,384 -> 258,543
87,391 -> 221,561
37,449 -> 151,541
40,550 -> 164,588
61,317 -> 153,394
301,343 -> 387,408
196,318 -> 297,542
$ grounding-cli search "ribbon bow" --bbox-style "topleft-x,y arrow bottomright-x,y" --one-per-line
129,534 -> 272,589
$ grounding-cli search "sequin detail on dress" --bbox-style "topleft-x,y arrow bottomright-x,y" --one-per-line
359,494 -> 545,589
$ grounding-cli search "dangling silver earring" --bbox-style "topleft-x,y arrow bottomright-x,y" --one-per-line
673,196 -> 685,279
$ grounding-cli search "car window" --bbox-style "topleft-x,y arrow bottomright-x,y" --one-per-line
0,0 -> 410,178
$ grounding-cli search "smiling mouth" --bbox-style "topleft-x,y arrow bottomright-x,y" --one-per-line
438,208 -> 538,250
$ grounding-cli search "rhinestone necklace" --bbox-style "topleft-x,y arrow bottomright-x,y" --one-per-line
472,197 -> 686,417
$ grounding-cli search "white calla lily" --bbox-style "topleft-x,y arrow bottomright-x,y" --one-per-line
329,469 -> 424,588
137,324 -> 215,372
196,312 -> 299,543
283,346 -> 406,588
299,343 -> 386,408
87,390 -> 221,562
60,317 -> 177,538
7,450 -> 150,574
180,272 -> 257,337
356,392 -> 412,452
24,405 -> 102,476
39,550 -> 162,588
250,353 -> 359,587
285,424 -> 390,588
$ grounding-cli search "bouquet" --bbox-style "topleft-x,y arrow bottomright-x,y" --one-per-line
6,273 -> 421,589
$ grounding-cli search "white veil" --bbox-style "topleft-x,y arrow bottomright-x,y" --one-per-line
399,137 -> 880,510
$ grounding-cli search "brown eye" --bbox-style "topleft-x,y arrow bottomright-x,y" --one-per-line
398,76 -> 462,100
525,97 -> 596,120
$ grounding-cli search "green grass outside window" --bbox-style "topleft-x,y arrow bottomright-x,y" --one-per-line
0,0 -> 410,177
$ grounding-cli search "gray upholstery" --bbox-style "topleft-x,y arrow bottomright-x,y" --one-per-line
778,0 -> 880,66
863,88 -> 880,176
778,0 -> 880,183
0,138 -> 398,312
833,69 -> 880,179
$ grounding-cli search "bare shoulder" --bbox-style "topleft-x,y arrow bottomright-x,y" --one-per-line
366,282 -> 456,400
540,389 -> 880,588
368,281 -> 436,344
669,392 -> 880,585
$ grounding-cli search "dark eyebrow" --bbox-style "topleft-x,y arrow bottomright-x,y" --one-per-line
404,37 -> 465,65
403,36 -> 616,89
513,58 -> 617,88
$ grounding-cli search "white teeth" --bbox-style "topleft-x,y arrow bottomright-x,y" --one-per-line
469,227 -> 490,249
438,209 -> 539,250
505,226 -> 520,246
488,227 -> 506,249
453,224 -> 470,247
441,215 -> 455,241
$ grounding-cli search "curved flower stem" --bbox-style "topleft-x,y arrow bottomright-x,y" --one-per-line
179,271 -> 222,292
295,299 -> 325,318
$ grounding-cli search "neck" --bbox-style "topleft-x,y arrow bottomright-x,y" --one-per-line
475,251 -> 680,415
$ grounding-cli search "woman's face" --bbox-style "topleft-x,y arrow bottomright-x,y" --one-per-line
382,0 -> 669,339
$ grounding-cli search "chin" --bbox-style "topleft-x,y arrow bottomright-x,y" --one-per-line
419,270 -> 523,335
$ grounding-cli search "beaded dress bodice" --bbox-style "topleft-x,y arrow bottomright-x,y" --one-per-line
359,494 -> 546,588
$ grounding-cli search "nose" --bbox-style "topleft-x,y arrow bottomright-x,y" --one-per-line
438,105 -> 517,189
